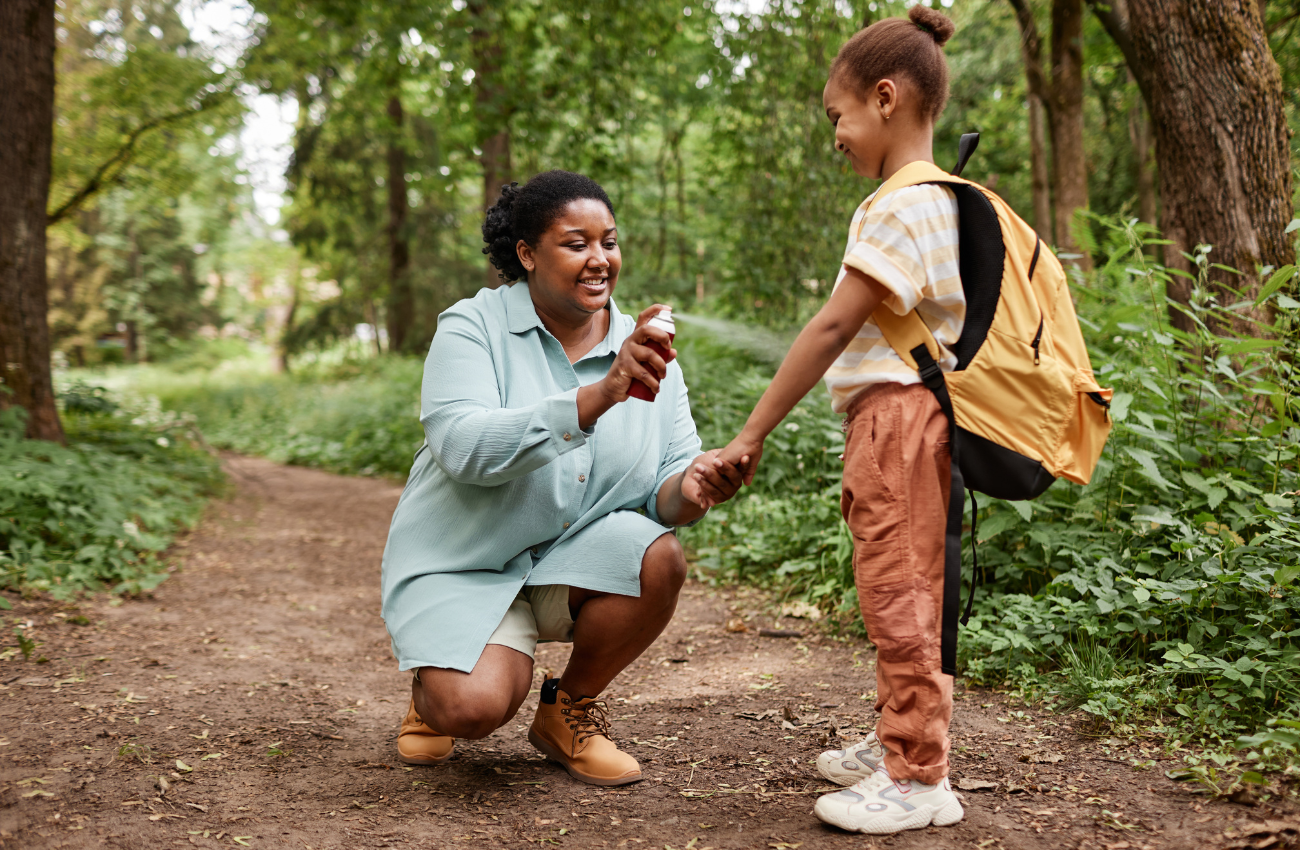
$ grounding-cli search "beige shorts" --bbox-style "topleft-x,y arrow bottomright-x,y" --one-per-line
486,585 -> 575,659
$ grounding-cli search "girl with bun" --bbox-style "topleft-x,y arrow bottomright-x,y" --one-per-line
381,170 -> 744,787
718,8 -> 969,833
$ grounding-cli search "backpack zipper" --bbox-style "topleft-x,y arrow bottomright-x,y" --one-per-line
1087,392 -> 1111,422
1029,239 -> 1044,365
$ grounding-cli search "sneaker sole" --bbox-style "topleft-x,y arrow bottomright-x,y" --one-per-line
815,797 -> 964,834
527,729 -> 643,787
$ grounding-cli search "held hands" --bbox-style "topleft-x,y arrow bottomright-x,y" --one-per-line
717,430 -> 765,486
681,449 -> 746,510
600,303 -> 675,404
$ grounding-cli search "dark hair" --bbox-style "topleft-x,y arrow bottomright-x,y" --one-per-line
481,170 -> 616,282
830,6 -> 955,121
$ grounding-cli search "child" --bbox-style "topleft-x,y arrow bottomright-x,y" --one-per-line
719,6 -> 968,835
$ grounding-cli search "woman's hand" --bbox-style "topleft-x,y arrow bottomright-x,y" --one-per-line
656,449 -> 745,525
681,449 -> 746,510
598,304 -> 675,404
717,430 -> 765,486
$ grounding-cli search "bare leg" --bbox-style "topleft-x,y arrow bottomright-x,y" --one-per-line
558,532 -> 687,698
414,644 -> 533,740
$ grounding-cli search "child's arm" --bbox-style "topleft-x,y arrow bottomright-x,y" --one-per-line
721,267 -> 891,484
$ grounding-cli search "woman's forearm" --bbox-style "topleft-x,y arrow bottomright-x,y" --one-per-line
576,381 -> 616,431
655,470 -> 708,527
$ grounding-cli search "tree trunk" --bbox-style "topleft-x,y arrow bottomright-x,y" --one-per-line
1126,72 -> 1157,230
1007,0 -> 1055,242
277,278 -> 299,374
471,2 -> 512,289
1122,0 -> 1290,336
1048,0 -> 1092,270
385,91 -> 412,353
1027,94 -> 1054,242
0,0 -> 63,442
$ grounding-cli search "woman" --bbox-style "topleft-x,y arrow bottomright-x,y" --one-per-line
380,170 -> 744,787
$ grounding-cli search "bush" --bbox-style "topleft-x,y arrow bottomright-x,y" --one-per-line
134,354 -> 426,478
0,395 -> 224,596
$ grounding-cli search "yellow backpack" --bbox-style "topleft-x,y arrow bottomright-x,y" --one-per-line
860,137 -> 1113,674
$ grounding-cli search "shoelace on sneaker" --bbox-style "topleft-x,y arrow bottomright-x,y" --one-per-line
848,768 -> 896,795
561,696 -> 613,745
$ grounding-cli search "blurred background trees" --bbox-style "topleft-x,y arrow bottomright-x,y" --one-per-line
4,0 -> 1300,435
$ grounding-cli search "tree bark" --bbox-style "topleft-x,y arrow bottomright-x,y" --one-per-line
1126,72 -> 1157,229
1007,0 -> 1061,242
1124,0 -> 1290,336
385,91 -> 412,353
0,0 -> 64,442
1048,0 -> 1092,270
470,2 -> 512,290
1027,95 -> 1053,241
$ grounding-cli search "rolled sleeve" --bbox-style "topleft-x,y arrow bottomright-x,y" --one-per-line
842,241 -> 925,315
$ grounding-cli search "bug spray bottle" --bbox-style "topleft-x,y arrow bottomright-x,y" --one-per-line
628,308 -> 676,402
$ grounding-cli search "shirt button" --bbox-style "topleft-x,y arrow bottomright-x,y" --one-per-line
563,432 -> 572,442
578,474 -> 586,483
563,522 -> 570,529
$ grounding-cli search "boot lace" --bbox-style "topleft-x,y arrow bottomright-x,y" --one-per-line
561,696 -> 613,745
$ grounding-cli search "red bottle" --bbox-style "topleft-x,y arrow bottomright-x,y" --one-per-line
628,309 -> 676,402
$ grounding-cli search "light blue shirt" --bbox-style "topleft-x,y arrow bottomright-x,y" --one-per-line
380,282 -> 702,673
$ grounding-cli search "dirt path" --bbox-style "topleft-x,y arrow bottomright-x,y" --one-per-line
1,456 -> 1289,849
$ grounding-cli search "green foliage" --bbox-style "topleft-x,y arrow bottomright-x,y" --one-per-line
0,393 -> 224,595
132,355 -> 425,479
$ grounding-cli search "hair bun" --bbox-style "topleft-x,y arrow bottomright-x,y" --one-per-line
908,6 -> 955,47
481,182 -> 525,281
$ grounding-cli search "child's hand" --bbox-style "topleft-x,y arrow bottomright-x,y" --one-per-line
681,450 -> 745,510
718,432 -> 764,486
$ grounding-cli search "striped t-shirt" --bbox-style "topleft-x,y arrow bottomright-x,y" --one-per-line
823,183 -> 965,413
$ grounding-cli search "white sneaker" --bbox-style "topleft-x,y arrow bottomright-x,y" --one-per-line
817,731 -> 887,786
813,769 -> 964,834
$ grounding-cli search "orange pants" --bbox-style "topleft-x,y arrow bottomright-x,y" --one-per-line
841,382 -> 953,785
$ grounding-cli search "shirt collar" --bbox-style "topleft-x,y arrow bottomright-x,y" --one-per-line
505,281 -> 627,360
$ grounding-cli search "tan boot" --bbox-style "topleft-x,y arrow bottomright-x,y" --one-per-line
397,698 -> 454,765
528,678 -> 642,786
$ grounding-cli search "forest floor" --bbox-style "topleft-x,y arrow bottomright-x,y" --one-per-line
2,456 -> 1296,850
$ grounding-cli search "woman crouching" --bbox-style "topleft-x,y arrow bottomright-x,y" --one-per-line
380,170 -> 743,786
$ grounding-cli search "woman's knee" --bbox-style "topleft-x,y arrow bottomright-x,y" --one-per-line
418,679 -> 513,739
415,654 -> 530,739
642,533 -> 688,598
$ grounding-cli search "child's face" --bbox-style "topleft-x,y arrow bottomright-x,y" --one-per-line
823,73 -> 894,179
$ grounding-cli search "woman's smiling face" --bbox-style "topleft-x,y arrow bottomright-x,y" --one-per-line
518,198 -> 621,320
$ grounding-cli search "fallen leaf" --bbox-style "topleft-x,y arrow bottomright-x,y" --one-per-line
22,789 -> 54,798
954,778 -> 1000,792
176,760 -> 192,773
779,600 -> 822,621
724,618 -> 748,633
1018,751 -> 1065,764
